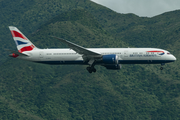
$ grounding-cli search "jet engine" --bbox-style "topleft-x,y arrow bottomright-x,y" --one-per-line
102,54 -> 121,70
102,54 -> 118,64
103,64 -> 121,70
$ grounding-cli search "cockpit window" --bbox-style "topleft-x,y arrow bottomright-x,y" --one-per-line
167,52 -> 171,55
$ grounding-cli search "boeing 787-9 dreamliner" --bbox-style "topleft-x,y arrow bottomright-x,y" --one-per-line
8,26 -> 176,73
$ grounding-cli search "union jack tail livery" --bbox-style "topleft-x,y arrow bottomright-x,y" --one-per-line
9,26 -> 38,53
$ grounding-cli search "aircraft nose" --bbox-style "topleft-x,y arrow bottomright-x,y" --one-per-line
171,55 -> 176,62
172,55 -> 176,61
167,55 -> 176,62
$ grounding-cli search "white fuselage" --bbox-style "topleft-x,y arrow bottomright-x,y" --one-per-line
18,48 -> 176,65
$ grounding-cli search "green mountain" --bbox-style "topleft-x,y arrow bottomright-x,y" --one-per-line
0,0 -> 180,119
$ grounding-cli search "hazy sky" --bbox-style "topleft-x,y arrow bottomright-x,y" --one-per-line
91,0 -> 180,17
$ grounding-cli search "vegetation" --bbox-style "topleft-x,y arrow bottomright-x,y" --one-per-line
0,0 -> 180,119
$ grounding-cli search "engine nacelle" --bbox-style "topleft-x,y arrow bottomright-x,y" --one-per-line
102,54 -> 118,64
104,64 -> 121,70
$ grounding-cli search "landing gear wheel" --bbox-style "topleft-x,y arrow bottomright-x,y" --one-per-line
86,67 -> 90,71
160,63 -> 165,70
160,67 -> 163,70
92,68 -> 96,73
86,67 -> 96,73
86,67 -> 92,73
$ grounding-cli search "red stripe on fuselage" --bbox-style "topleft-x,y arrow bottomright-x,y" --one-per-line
147,51 -> 164,53
19,45 -> 34,53
11,30 -> 27,40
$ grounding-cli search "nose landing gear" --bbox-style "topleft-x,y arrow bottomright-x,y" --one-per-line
160,63 -> 165,70
160,67 -> 163,70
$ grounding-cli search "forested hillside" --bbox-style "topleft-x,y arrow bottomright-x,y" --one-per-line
0,0 -> 180,119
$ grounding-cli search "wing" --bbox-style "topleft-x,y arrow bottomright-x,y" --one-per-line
52,36 -> 102,59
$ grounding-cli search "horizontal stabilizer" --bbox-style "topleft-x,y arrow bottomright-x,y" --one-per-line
5,49 -> 28,56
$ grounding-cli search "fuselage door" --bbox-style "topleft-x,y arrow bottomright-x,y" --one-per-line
39,51 -> 44,60
124,51 -> 128,57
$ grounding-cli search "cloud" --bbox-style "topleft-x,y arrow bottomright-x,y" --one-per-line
91,0 -> 180,17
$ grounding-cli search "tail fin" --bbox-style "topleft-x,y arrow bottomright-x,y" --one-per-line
9,26 -> 38,53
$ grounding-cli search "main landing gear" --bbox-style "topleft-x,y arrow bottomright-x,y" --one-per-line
86,66 -> 96,73
160,63 -> 165,70
86,59 -> 96,73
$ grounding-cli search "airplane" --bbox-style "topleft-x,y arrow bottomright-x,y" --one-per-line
8,26 -> 176,73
